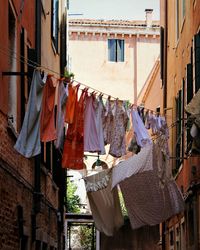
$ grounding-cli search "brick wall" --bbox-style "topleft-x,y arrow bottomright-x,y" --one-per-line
0,109 -> 60,250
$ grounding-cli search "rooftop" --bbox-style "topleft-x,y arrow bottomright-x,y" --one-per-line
69,19 -> 160,28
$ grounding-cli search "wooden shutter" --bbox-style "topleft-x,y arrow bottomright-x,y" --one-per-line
160,27 -> 164,80
175,90 -> 182,169
186,64 -> 193,148
117,40 -> 124,62
108,39 -> 116,62
187,63 -> 193,104
181,80 -> 185,160
194,32 -> 200,92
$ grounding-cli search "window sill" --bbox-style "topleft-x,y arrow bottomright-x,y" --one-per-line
107,61 -> 125,63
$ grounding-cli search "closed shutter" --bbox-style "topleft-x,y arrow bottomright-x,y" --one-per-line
181,80 -> 185,160
117,40 -> 124,62
176,90 -> 182,169
186,64 -> 193,149
194,32 -> 200,92
51,0 -> 59,52
108,39 -> 116,61
186,63 -> 193,104
160,27 -> 164,80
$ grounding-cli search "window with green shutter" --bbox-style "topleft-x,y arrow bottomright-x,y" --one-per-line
175,82 -> 185,172
194,32 -> 200,92
186,63 -> 193,150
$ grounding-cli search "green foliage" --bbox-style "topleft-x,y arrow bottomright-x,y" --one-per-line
119,191 -> 128,217
80,225 -> 95,249
64,68 -> 75,79
65,179 -> 81,213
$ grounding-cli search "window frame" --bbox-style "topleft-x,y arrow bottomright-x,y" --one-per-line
51,0 -> 59,53
108,39 -> 125,62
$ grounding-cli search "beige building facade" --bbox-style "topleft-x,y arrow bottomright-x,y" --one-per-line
137,57 -> 163,112
68,10 -> 160,104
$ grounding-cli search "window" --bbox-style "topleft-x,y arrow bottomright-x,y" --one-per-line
42,242 -> 48,250
182,0 -> 186,19
108,39 -> 124,62
175,225 -> 180,250
180,220 -> 186,250
160,27 -> 164,80
186,62 -> 193,151
176,0 -> 180,41
35,241 -> 41,250
188,201 -> 194,245
194,32 -> 200,92
8,4 -> 17,131
175,81 -> 185,173
169,229 -> 174,250
51,0 -> 59,52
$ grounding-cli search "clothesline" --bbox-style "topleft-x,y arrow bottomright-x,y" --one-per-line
0,45 -> 166,115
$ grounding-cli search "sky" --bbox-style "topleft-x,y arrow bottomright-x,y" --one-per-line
69,0 -> 160,21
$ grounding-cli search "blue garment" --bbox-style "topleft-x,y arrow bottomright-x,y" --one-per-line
14,70 -> 45,158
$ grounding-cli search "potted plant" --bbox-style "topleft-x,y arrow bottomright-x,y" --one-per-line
64,68 -> 75,83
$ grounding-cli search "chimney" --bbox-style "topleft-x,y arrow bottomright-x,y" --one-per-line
145,9 -> 153,27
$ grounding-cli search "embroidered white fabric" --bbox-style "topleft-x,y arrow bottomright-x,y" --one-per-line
84,173 -> 111,192
112,143 -> 153,189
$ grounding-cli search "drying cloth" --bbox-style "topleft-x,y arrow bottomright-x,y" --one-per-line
40,75 -> 56,142
109,100 -> 129,158
95,96 -> 106,154
112,143 -> 153,189
62,87 -> 86,170
65,83 -> 77,124
131,110 -> 152,147
14,70 -> 45,158
84,94 -> 101,152
84,169 -> 124,236
112,142 -> 184,230
54,81 -> 68,149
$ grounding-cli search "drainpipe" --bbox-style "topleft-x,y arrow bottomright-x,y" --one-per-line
134,36 -> 138,105
32,1 -> 42,241
193,195 -> 198,250
163,0 -> 168,111
162,1 -> 168,249
34,0 -> 41,207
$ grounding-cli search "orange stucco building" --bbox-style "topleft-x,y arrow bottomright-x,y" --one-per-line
160,0 -> 200,249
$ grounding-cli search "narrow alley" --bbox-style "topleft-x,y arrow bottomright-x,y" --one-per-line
0,1 -> 200,250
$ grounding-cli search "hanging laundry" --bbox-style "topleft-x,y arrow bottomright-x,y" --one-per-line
84,169 -> 124,236
185,88 -> 200,116
131,109 -> 152,148
65,83 -> 77,124
62,86 -> 86,170
84,94 -> 101,152
185,89 -> 200,153
128,135 -> 141,154
137,106 -> 145,123
14,70 -> 46,158
112,141 -> 184,230
103,97 -> 113,145
95,95 -> 106,155
40,75 -> 57,142
109,100 -> 129,158
54,81 -> 68,149
112,143 -> 153,188
145,110 -> 151,129
155,114 -> 162,131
